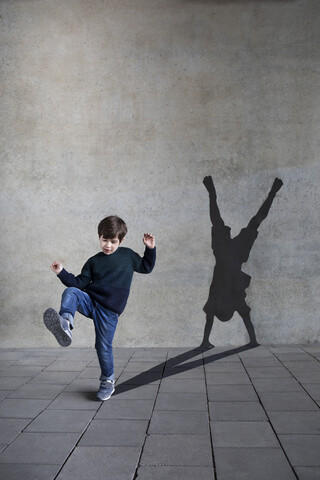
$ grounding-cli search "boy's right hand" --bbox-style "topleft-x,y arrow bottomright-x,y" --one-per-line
50,261 -> 63,275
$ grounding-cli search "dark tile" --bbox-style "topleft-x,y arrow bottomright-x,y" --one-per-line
0,366 -> 44,377
57,446 -> 141,480
155,392 -> 207,411
0,391 -> 13,401
149,410 -> 209,434
123,361 -> 165,372
141,434 -> 212,466
114,383 -> 159,399
204,362 -> 246,373
268,411 -> 320,434
246,367 -> 292,379
44,361 -> 90,372
294,467 -> 320,480
258,392 -> 318,411
79,419 -> 148,446
291,372 -> 320,384
0,464 -> 60,480
159,378 -> 206,393
211,421 -> 279,448
7,383 -> 65,400
28,371 -> 78,384
279,435 -> 320,466
303,384 -> 320,401
0,377 -> 32,390
95,399 -> 154,420
163,367 -> 205,380
64,378 -> 98,392
25,409 -> 95,433
0,432 -> 80,464
136,466 -> 215,480
215,447 -> 296,480
206,372 -> 251,385
116,371 -> 161,385
0,399 -> 50,419
241,357 -> 282,367
207,385 -> 258,402
47,392 -> 100,410
283,362 -> 320,372
274,353 -> 317,362
209,402 -> 267,421
0,418 -> 31,444
251,377 -> 304,393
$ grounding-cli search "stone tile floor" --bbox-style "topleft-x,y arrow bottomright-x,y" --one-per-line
0,344 -> 319,480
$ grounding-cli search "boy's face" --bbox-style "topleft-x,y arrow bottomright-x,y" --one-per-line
99,236 -> 123,255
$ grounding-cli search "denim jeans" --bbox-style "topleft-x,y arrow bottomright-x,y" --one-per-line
60,287 -> 118,380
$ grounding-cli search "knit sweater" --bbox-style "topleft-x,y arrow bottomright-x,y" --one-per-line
57,246 -> 156,315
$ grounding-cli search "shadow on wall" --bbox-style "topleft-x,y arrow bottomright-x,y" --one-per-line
201,175 -> 283,348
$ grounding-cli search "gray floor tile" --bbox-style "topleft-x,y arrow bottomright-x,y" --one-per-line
303,384 -> 320,401
206,372 -> 251,385
79,419 -> 148,446
136,466 -> 215,480
0,391 -> 13,401
246,367 -> 292,378
47,392 -> 100,410
0,464 -> 60,480
291,372 -> 320,384
7,383 -> 66,400
283,362 -> 320,372
141,434 -> 212,466
155,392 -> 207,411
0,361 -> 18,368
0,399 -> 50,418
0,418 -> 31,444
0,377 -> 32,390
294,467 -> 320,480
13,357 -> 58,366
214,447 -> 296,480
116,371 -> 161,384
258,392 -> 318,411
0,432 -> 80,464
95,399 -> 154,420
25,409 -> 95,433
64,378 -> 99,392
211,421 -> 279,448
56,446 -> 141,480
207,385 -> 258,402
164,367 -> 205,380
123,361 -> 165,372
44,361 -> 90,372
268,411 -> 320,434
238,347 -> 274,358
251,377 -> 304,393
204,362 -> 246,373
0,351 -> 30,360
159,378 -> 206,393
132,349 -> 167,358
0,366 -> 44,377
114,383 -> 159,399
209,402 -> 267,421
28,371 -> 79,384
279,435 -> 320,466
149,410 -> 209,434
269,346 -> 305,353
274,353 -> 317,362
241,356 -> 282,367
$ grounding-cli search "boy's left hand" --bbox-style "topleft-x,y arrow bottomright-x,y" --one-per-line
143,233 -> 155,249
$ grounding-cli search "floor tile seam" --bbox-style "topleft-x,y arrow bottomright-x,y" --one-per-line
131,350 -> 169,480
203,350 -> 218,480
299,346 -> 320,361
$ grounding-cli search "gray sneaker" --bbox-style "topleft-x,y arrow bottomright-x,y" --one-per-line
43,308 -> 72,347
96,379 -> 115,401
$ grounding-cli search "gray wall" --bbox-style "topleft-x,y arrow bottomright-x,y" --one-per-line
1,0 -> 319,348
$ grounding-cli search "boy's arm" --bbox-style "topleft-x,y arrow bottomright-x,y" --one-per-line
203,176 -> 225,229
51,259 -> 92,290
133,233 -> 156,274
247,178 -> 283,231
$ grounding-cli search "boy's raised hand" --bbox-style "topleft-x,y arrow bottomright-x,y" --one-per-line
50,261 -> 63,275
143,233 -> 155,249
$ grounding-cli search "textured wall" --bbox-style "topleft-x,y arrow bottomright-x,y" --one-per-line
1,0 -> 319,347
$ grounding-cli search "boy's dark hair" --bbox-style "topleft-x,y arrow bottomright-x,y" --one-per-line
98,216 -> 127,241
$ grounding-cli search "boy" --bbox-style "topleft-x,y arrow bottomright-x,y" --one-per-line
43,215 -> 156,401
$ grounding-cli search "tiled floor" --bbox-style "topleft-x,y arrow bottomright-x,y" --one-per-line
0,344 -> 319,479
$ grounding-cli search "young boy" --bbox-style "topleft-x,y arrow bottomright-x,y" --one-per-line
43,215 -> 156,401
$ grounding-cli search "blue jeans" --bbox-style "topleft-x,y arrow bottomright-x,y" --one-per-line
59,287 -> 118,380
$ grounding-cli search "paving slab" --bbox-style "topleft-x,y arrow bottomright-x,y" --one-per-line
122,360 -> 165,372
28,371 -> 79,384
46,391 -> 100,410
64,378 -> 99,392
279,435 -> 320,466
44,360 -> 90,372
206,372 -> 251,385
0,399 -> 50,418
136,465 -> 215,480
209,401 -> 267,421
155,391 -> 207,411
116,371 -> 162,384
274,353 -> 317,362
302,383 -> 320,401
0,366 -> 44,377
0,464 -> 60,480
240,356 -> 282,367
294,467 -> 320,480
245,366 -> 292,378
251,377 -> 304,393
95,399 -> 154,420
258,391 -> 318,411
79,419 -> 148,446
0,376 -> 32,390
159,377 -> 206,393
207,384 -> 258,402
214,447 -> 296,480
13,357 -> 58,366
7,383 -> 66,400
56,446 -> 141,480
283,362 -> 320,372
204,362 -> 246,372
211,421 -> 279,448
163,366 -> 205,380
0,391 -> 13,401
114,383 -> 159,399
149,410 -> 209,434
268,411 -> 320,434
140,434 -> 212,466
291,372 -> 320,384
0,418 -> 31,444
25,409 -> 95,433
0,432 -> 80,464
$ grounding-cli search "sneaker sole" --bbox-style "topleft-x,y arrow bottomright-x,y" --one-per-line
96,386 -> 115,401
43,308 -> 72,347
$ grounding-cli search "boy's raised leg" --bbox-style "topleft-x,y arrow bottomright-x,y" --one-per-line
43,308 -> 72,347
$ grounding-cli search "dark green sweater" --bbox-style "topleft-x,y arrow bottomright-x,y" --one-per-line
57,246 -> 156,314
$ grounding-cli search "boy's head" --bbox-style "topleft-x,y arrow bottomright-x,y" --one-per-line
98,215 -> 127,255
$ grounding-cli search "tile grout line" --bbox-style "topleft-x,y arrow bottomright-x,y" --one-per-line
203,350 -> 217,480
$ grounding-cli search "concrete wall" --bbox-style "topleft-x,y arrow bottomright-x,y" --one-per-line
1,0 -> 319,348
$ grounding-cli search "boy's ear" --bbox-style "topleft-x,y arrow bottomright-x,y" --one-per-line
120,237 -> 125,245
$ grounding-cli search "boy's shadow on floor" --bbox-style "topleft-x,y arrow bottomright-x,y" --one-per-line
113,343 -> 257,396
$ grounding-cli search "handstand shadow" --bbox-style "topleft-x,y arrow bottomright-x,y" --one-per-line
114,343 -> 257,396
